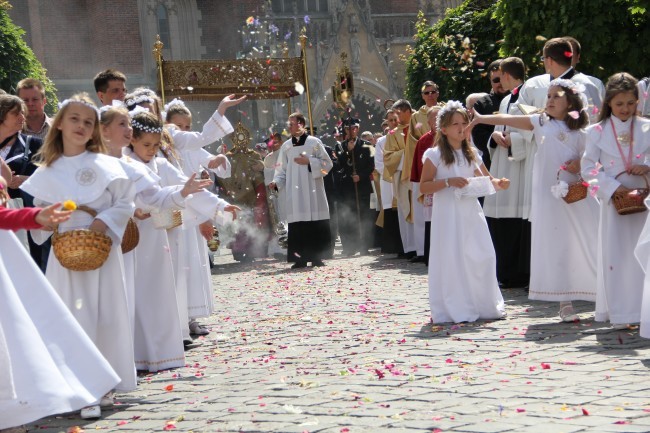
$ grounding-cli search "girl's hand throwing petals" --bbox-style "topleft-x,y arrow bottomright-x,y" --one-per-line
224,204 -> 241,220
181,173 -> 212,198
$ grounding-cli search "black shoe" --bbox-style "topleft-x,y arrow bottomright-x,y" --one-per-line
291,262 -> 307,269
409,255 -> 425,263
312,260 -> 326,267
404,251 -> 416,259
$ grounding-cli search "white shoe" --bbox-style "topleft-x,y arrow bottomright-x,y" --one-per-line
559,304 -> 580,322
80,405 -> 101,419
100,392 -> 115,407
612,323 -> 629,330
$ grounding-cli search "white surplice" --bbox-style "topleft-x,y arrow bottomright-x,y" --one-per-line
0,229 -> 119,428
273,135 -> 332,223
425,147 -> 505,323
582,116 -> 650,324
526,115 -> 598,302
21,151 -> 137,392
483,90 -> 529,218
374,136 -> 394,210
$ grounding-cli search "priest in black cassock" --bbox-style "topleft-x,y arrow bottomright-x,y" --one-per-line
270,113 -> 333,269
335,117 -> 375,256
471,59 -> 508,170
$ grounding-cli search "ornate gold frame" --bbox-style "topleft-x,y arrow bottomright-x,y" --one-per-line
153,29 -> 315,133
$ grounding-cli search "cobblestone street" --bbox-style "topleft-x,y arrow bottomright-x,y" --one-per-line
28,249 -> 650,433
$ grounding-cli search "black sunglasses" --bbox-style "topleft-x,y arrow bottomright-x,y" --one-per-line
491,77 -> 501,84
422,90 -> 438,95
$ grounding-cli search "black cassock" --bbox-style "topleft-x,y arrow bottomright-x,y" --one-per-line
335,138 -> 375,254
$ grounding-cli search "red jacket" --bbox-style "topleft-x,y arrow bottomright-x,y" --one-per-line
410,130 -> 436,182
0,206 -> 42,231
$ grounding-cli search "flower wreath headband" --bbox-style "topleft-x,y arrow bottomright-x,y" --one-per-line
58,99 -> 101,118
549,78 -> 586,95
436,100 -> 465,131
549,78 -> 590,114
124,94 -> 155,109
161,98 -> 188,120
129,106 -> 163,133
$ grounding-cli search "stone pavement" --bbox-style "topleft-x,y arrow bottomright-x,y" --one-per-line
28,249 -> 650,433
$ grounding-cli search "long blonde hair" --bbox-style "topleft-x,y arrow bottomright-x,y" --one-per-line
36,93 -> 105,166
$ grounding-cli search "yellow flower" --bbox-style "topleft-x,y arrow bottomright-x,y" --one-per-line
62,200 -> 77,211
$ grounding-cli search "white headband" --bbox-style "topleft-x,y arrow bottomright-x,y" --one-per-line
58,99 -> 100,118
549,78 -> 586,95
125,94 -> 154,108
436,100 -> 465,131
99,99 -> 126,116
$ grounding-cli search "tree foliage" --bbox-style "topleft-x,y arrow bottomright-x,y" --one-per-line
405,0 -> 503,106
0,2 -> 57,114
495,0 -> 650,81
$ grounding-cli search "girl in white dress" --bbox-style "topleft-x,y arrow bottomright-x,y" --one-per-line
164,99 -> 230,334
0,177 -> 119,432
125,111 -> 187,372
420,101 -> 509,324
126,92 -> 240,343
99,104 -> 212,344
468,79 -> 600,323
20,93 -> 137,419
582,73 -> 650,328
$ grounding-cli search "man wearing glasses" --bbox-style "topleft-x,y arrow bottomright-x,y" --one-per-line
410,81 -> 440,140
471,59 -> 508,170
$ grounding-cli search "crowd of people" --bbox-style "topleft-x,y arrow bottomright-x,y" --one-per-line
1,34 -> 650,432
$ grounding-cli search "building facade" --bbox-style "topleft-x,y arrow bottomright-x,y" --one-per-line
9,0 -> 460,143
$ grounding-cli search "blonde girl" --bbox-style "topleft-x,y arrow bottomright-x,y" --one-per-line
21,93 -> 137,419
467,79 -> 600,323
420,101 -> 509,324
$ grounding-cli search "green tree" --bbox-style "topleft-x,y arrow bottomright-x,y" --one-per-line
0,1 -> 57,114
495,0 -> 650,81
404,0 -> 503,106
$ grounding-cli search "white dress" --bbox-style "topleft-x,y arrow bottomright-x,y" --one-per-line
178,147 -> 231,318
425,147 -> 505,323
582,116 -> 650,324
21,151 -> 138,392
118,155 -> 183,337
0,229 -> 119,429
129,156 -> 187,370
528,114 -> 598,302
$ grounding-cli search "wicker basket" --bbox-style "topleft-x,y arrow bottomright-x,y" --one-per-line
557,170 -> 588,204
52,205 -> 113,271
121,217 -> 140,253
151,209 -> 183,230
612,172 -> 650,215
